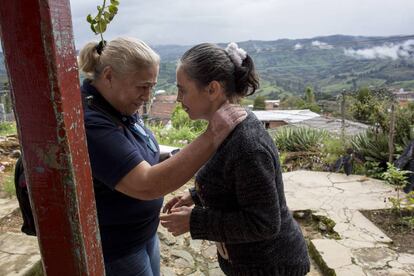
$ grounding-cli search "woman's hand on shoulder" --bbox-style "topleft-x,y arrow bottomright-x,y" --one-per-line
207,103 -> 247,148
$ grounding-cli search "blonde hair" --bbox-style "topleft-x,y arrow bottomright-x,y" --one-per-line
78,37 -> 160,80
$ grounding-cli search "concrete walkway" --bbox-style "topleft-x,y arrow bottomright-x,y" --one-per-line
0,171 -> 413,275
285,171 -> 414,276
0,232 -> 39,275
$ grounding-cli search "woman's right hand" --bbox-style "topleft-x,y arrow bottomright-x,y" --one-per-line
207,103 -> 247,148
162,191 -> 194,214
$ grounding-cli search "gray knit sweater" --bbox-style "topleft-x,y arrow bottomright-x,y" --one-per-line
190,112 -> 310,275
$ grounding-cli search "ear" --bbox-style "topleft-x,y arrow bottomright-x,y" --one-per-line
101,66 -> 113,86
207,80 -> 224,101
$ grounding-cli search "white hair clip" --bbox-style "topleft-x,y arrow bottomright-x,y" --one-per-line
225,42 -> 247,67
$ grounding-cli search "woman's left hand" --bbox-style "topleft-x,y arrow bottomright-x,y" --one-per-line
159,206 -> 193,236
208,103 -> 247,148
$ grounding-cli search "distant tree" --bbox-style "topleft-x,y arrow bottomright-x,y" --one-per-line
300,86 -> 321,113
394,105 -> 414,145
279,96 -> 305,110
253,95 -> 266,110
304,86 -> 315,104
306,104 -> 321,113
351,87 -> 383,124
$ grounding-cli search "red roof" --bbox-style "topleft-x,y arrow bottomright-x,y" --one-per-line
154,95 -> 177,103
150,96 -> 177,120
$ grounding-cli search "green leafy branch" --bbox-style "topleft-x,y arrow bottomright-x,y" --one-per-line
86,0 -> 120,43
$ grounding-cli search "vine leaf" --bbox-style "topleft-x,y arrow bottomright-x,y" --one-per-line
86,0 -> 120,43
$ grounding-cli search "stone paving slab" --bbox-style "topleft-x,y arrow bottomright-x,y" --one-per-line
284,171 -> 414,276
336,210 -> 392,247
0,232 -> 40,276
311,239 -> 354,270
284,170 -> 395,211
0,198 -> 18,219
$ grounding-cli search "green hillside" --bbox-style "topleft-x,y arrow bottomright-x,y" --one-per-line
1,34 -> 414,97
152,35 -> 414,98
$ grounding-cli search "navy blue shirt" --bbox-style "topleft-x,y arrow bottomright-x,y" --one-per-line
81,80 -> 163,262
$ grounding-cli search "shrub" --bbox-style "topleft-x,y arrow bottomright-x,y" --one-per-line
151,104 -> 208,147
364,161 -> 385,179
351,130 -> 389,165
171,104 -> 207,132
253,95 -> 266,110
150,124 -> 199,147
273,127 -> 328,152
382,163 -> 412,214
0,122 -> 16,136
321,137 -> 347,166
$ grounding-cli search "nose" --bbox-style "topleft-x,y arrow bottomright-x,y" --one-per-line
176,91 -> 182,103
141,87 -> 152,102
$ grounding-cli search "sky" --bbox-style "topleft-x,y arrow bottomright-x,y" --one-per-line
69,0 -> 414,49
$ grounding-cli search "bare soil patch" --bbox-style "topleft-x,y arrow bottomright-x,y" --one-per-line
361,209 -> 414,254
0,208 -> 22,233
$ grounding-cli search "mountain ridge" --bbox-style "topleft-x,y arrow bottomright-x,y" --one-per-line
1,34 -> 414,97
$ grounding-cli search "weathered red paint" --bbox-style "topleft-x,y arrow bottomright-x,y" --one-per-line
0,0 -> 105,275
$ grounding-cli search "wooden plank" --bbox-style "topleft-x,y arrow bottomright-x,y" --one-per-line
0,0 -> 105,275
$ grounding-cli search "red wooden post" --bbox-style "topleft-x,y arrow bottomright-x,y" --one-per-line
0,0 -> 105,275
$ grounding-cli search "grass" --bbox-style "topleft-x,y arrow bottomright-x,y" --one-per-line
3,173 -> 15,197
0,121 -> 16,136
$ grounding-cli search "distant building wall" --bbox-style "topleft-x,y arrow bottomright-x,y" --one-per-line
393,90 -> 414,107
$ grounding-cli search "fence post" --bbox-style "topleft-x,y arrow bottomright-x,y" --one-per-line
388,97 -> 396,163
0,0 -> 105,275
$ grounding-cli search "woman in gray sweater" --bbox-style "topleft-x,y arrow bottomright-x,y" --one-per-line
161,43 -> 310,275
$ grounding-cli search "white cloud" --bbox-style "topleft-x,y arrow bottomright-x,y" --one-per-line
311,41 -> 333,49
294,43 -> 303,50
344,39 -> 414,60
48,0 -> 414,47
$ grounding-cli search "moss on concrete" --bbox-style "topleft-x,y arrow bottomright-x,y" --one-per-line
312,214 -> 341,240
308,240 -> 336,276
294,210 -> 341,240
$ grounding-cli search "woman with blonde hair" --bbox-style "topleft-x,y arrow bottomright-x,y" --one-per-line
78,37 -> 246,276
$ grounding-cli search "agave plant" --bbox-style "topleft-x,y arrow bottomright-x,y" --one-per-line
350,130 -> 389,165
273,127 -> 329,152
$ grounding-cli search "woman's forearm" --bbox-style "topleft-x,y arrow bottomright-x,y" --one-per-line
115,104 -> 246,200
144,130 -> 216,198
116,129 -> 215,200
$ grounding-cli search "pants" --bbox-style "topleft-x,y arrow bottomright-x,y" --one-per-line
105,234 -> 160,276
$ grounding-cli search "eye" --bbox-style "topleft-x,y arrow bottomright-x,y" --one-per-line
137,85 -> 151,90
